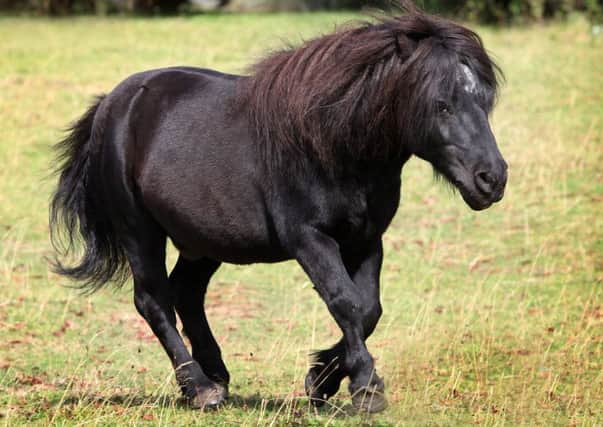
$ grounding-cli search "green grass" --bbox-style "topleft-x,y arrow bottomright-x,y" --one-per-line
1,13 -> 602,426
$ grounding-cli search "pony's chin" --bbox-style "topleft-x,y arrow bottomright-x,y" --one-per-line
454,181 -> 493,211
435,167 -> 496,211
460,192 -> 493,211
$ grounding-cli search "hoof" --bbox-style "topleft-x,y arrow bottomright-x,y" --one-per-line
305,368 -> 343,407
351,386 -> 388,413
304,370 -> 327,407
188,383 -> 228,410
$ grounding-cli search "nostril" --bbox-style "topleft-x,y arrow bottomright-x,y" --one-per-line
477,171 -> 495,184
475,170 -> 497,193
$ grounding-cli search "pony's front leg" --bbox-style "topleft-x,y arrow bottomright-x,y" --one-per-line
304,241 -> 385,412
294,229 -> 387,413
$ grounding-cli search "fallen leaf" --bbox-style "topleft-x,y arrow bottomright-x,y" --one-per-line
469,255 -> 493,272
52,320 -> 73,337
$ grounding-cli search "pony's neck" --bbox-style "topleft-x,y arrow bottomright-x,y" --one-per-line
337,151 -> 410,184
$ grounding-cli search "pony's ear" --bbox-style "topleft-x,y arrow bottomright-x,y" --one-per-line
395,27 -> 432,56
393,7 -> 433,45
406,30 -> 431,43
394,32 -> 418,57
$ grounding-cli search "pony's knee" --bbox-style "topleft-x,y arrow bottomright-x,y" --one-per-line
363,301 -> 382,338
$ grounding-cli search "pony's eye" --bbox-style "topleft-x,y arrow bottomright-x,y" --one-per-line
437,101 -> 452,115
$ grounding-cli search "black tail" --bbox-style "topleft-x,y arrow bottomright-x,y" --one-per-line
49,96 -> 130,293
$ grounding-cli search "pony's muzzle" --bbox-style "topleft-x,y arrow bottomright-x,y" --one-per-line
474,161 -> 507,202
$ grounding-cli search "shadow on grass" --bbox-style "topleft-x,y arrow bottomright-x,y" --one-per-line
60,393 -> 181,408
58,392 -> 354,418
228,393 -> 354,418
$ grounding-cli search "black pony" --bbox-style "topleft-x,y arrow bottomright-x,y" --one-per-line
50,2 -> 507,413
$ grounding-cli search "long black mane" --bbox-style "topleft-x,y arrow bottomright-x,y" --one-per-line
240,1 -> 501,170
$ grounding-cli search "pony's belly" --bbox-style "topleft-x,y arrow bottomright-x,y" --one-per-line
161,206 -> 288,264
171,232 -> 289,265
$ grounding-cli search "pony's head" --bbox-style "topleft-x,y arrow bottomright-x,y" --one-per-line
243,1 -> 507,209
383,5 -> 507,210
419,61 -> 507,210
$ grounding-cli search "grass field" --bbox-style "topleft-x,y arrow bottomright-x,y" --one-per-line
0,12 -> 602,426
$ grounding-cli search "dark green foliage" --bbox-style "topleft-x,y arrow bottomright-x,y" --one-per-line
455,0 -> 575,23
419,0 -> 602,23
0,0 -> 187,15
583,0 -> 603,22
0,0 -> 601,28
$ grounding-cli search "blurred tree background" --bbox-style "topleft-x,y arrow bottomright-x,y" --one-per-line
0,0 -> 601,23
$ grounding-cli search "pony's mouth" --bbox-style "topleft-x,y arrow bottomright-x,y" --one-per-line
453,178 -> 494,211
445,165 -> 504,211
432,154 -> 506,211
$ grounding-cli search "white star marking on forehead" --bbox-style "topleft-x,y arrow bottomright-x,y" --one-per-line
459,64 -> 477,94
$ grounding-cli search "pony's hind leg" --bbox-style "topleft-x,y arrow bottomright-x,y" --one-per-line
305,341 -> 346,405
123,229 -> 225,409
170,256 -> 230,393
